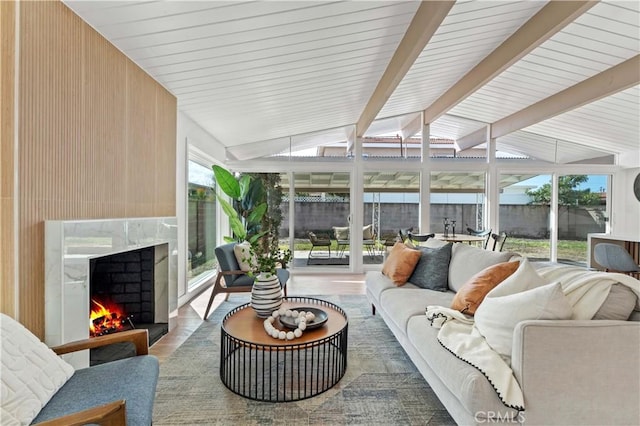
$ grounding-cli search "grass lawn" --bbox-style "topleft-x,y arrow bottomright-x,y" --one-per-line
288,237 -> 589,264
505,238 -> 587,263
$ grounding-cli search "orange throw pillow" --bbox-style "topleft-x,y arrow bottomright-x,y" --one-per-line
382,242 -> 422,286
451,260 -> 520,315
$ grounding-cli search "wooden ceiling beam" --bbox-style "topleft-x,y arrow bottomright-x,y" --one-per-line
356,1 -> 454,138
423,0 -> 598,124
492,55 -> 640,139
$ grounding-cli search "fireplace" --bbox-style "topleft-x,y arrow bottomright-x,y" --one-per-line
45,217 -> 178,369
88,245 -> 169,365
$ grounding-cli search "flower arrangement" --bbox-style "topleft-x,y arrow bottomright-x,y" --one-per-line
249,235 -> 292,275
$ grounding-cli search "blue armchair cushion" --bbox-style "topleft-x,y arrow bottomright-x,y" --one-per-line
215,243 -> 244,286
216,242 -> 290,288
33,355 -> 159,425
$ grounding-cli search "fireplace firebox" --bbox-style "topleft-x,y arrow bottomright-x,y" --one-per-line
89,245 -> 169,365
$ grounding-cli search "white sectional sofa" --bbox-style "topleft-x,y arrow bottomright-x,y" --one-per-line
366,241 -> 640,425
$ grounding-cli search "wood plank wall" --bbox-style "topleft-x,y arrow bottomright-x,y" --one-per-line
1,1 -> 16,317
6,2 -> 177,337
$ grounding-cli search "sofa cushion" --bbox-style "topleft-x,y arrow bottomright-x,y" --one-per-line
475,281 -> 573,363
363,224 -> 374,240
381,242 -> 422,286
593,283 -> 637,320
33,355 -> 159,425
365,271 -> 404,305
406,316 -> 520,419
408,243 -> 453,291
451,260 -> 520,315
380,288 -> 454,333
333,226 -> 349,240
448,244 -> 515,292
1,313 -> 75,425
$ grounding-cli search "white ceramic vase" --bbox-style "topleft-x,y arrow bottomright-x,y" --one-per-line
250,271 -> 283,318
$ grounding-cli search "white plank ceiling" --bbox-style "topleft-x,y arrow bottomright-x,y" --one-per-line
64,0 -> 640,163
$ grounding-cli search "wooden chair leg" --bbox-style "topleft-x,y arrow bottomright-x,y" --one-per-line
203,276 -> 223,320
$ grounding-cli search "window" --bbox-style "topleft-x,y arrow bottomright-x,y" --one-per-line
187,161 -> 217,286
556,174 -> 608,265
499,174 -> 552,260
430,171 -> 486,235
364,171 -> 420,264
287,172 -> 351,269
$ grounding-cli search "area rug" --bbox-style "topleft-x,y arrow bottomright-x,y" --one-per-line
305,257 -> 349,266
294,255 -> 384,267
153,294 -> 455,425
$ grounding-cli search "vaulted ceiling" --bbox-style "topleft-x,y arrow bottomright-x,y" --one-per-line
65,0 -> 639,164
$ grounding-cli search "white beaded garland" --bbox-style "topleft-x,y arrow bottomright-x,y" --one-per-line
264,308 -> 311,340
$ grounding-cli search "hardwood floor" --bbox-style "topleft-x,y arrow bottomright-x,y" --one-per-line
149,273 -> 366,362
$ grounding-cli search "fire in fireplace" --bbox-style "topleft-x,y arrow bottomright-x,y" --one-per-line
89,298 -> 133,337
88,245 -> 169,365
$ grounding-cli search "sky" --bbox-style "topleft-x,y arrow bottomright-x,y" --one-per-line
517,174 -> 608,192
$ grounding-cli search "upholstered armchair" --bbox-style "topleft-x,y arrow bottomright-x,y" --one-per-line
1,313 -> 158,425
203,242 -> 289,320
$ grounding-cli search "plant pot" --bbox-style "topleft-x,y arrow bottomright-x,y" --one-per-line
250,272 -> 283,318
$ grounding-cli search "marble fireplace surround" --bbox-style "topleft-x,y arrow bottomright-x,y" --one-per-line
45,217 -> 178,368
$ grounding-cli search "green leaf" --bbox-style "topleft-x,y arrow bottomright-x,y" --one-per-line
229,217 -> 246,241
247,202 -> 267,225
247,233 -> 264,246
238,174 -> 252,199
243,179 -> 265,211
216,195 -> 238,220
212,165 -> 240,199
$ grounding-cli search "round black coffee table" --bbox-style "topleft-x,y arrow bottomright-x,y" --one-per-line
220,297 -> 348,402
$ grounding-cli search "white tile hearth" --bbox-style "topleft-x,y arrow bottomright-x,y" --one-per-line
45,217 -> 178,368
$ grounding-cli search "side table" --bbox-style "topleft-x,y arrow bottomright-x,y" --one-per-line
220,297 -> 348,402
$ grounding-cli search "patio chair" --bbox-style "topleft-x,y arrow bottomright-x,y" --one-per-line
203,242 -> 288,320
594,243 -> 640,276
467,227 -> 492,249
398,227 -> 414,243
489,232 -> 508,252
408,232 -> 435,244
333,226 -> 350,257
307,231 -> 332,263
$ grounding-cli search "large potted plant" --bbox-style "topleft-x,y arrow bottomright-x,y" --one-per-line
212,165 -> 291,317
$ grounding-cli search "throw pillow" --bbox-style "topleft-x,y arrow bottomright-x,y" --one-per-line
363,224 -> 374,240
381,242 -> 422,286
333,226 -> 349,240
592,283 -> 637,320
448,243 -> 515,292
1,313 -> 75,425
485,257 -> 549,297
451,260 -> 520,315
408,243 -> 453,291
233,241 -> 255,272
474,281 -> 573,363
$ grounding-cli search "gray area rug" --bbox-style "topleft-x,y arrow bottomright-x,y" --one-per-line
153,294 -> 455,425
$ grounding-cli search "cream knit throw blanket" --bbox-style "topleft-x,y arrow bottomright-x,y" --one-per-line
426,266 -> 640,411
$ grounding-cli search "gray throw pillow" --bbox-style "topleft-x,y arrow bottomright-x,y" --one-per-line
408,243 -> 452,291
592,283 -> 637,320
